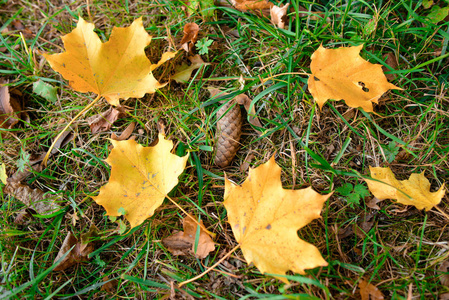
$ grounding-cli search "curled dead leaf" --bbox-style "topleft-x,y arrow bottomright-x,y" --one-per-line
111,122 -> 136,141
180,23 -> 199,53
0,83 -> 20,129
358,279 -> 384,300
438,261 -> 449,287
4,182 -> 61,215
162,217 -> 215,259
383,52 -> 398,81
87,107 -> 127,134
53,228 -> 96,271
171,55 -> 209,83
270,4 -> 289,29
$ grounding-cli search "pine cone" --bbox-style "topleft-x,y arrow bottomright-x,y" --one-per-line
214,101 -> 242,168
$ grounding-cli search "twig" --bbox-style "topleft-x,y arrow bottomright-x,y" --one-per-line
178,244 -> 240,287
43,95 -> 102,166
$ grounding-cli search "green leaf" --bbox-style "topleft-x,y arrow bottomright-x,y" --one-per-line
17,150 -> 30,173
196,38 -> 213,55
93,254 -> 106,267
423,0 -> 433,9
118,207 -> 126,215
118,219 -> 127,234
381,141 -> 399,163
363,18 -> 377,35
347,193 -> 361,207
426,5 -> 449,23
353,184 -> 370,199
336,183 -> 353,196
33,80 -> 58,103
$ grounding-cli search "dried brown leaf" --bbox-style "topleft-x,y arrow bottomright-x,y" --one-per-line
87,107 -> 127,134
162,217 -> 215,259
270,4 -> 289,29
439,261 -> 449,287
383,52 -> 398,81
4,182 -> 61,215
0,83 -> 19,129
111,122 -> 136,141
53,230 -> 95,271
11,20 -> 33,38
359,279 -> 384,300
366,197 -> 382,210
234,94 -> 263,133
101,275 -> 118,294
180,23 -> 199,53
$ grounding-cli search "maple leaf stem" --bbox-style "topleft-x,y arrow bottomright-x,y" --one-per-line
435,206 -> 449,221
42,95 -> 103,166
262,72 -> 310,83
165,195 -> 216,238
178,244 -> 240,287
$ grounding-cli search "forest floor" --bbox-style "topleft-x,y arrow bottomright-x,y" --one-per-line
1,0 -> 449,299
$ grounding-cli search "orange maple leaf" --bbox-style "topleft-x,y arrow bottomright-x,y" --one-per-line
365,166 -> 446,210
92,134 -> 189,228
308,44 -> 401,112
223,155 -> 332,282
43,17 -> 175,106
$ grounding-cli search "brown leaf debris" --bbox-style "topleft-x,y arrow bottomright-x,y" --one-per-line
162,217 -> 215,259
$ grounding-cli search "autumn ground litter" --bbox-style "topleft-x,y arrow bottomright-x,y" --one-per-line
0,0 -> 449,299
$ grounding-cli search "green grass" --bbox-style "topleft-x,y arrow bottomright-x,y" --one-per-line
1,0 -> 448,298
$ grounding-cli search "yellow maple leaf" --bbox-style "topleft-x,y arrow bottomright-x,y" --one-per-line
43,17 -> 175,106
365,166 -> 446,211
223,155 -> 331,282
92,134 -> 189,228
308,44 -> 401,112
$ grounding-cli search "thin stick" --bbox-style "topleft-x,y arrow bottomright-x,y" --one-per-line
165,195 -> 216,238
262,72 -> 310,82
435,206 -> 449,221
178,244 -> 240,287
42,95 -> 102,166
86,0 -> 92,20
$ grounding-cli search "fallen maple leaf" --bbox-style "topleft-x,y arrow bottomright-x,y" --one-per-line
223,155 -> 331,282
308,44 -> 401,112
180,23 -> 199,53
171,55 -> 209,83
162,217 -> 215,259
43,17 -> 174,106
92,134 -> 189,228
364,166 -> 446,210
358,279 -> 384,300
